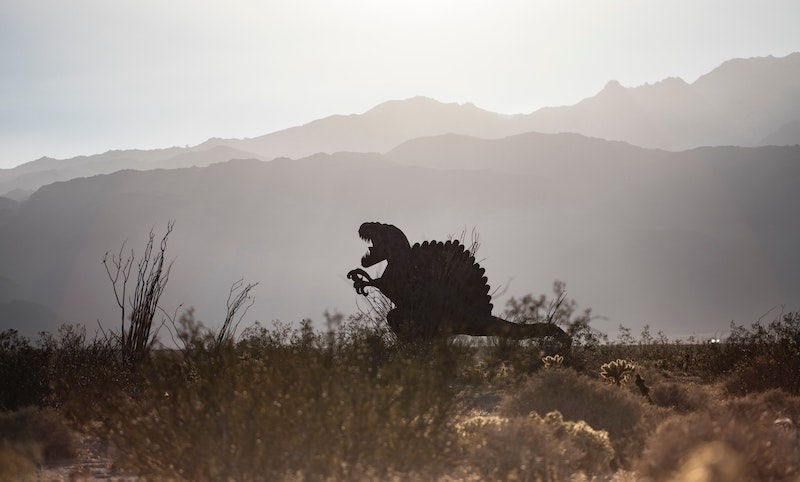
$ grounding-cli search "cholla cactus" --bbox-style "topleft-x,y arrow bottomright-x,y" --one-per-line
542,354 -> 564,369
599,359 -> 637,386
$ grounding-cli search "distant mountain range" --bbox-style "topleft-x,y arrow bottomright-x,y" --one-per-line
1,52 -> 799,340
1,52 -> 798,199
1,136 -> 797,340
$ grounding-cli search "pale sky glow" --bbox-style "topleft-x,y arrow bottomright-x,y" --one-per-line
1,0 -> 799,168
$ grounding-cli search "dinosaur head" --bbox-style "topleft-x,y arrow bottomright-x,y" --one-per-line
358,222 -> 412,267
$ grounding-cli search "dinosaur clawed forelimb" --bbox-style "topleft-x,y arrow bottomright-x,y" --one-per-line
347,268 -> 376,295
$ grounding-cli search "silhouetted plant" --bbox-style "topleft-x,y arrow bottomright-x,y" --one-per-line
724,310 -> 800,395
103,221 -> 174,368
214,278 -> 258,351
485,280 -> 595,375
42,324 -> 125,422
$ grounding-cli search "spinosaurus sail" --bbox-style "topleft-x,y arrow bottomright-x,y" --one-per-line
347,222 -> 572,347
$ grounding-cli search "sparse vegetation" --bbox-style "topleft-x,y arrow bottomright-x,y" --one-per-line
1,280 -> 799,480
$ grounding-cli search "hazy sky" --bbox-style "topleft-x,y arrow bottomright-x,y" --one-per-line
1,0 -> 799,169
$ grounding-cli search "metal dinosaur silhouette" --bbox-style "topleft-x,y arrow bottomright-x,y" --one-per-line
347,222 -> 572,347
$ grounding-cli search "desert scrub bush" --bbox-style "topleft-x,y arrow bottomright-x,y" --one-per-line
100,315 -> 460,481
649,380 -> 713,414
40,324 -> 132,423
500,367 -> 664,468
457,410 -> 613,481
637,389 -> 800,481
485,281 -> 599,375
0,329 -> 49,410
722,311 -> 800,395
0,407 -> 76,479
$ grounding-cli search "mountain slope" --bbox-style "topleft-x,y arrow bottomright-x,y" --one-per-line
525,53 -> 800,150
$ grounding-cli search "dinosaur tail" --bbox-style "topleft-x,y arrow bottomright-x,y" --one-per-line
482,316 -> 572,348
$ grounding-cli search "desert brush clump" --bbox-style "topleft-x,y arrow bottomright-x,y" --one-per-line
637,389 -> 800,482
722,311 -> 800,395
456,409 -> 614,481
649,379 -> 713,414
0,329 -> 49,411
94,313 -> 460,481
0,407 -> 75,479
500,367 -> 663,468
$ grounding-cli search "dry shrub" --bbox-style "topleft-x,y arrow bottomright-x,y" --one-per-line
458,410 -> 613,481
500,368 -> 662,468
0,407 -> 76,479
0,329 -> 49,410
0,440 -> 39,481
0,407 -> 75,462
650,381 -> 712,414
637,389 -> 800,482
98,316 -> 460,481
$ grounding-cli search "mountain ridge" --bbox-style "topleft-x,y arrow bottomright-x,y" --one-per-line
1,139 -> 797,340
2,52 -> 798,198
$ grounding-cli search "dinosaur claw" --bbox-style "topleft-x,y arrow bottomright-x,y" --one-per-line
347,268 -> 372,295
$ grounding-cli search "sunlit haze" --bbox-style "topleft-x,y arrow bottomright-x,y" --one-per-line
2,0 -> 799,168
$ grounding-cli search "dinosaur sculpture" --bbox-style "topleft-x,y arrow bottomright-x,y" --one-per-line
347,222 -> 572,348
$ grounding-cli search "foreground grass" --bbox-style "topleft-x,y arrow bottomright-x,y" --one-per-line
1,311 -> 799,481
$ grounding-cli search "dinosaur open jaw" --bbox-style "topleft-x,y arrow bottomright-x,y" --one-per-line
359,230 -> 386,267
360,235 -> 379,267
358,222 -> 390,267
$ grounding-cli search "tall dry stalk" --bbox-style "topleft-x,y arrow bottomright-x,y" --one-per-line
103,221 -> 174,368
